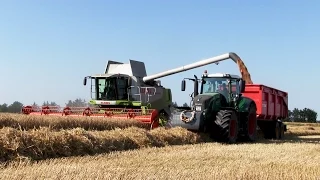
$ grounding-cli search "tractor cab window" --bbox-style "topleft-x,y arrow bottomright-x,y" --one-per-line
96,77 -> 129,100
201,77 -> 240,98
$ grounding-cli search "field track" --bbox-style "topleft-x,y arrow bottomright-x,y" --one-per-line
0,113 -> 319,179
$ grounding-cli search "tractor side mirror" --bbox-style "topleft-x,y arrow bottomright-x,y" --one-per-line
181,80 -> 186,91
240,79 -> 246,93
83,77 -> 87,86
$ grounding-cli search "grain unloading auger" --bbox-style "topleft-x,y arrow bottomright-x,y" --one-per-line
21,52 -> 272,132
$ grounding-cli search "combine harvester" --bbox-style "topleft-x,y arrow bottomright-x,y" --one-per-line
21,52 -> 288,143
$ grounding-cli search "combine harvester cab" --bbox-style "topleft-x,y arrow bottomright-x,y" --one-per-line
22,59 -> 173,129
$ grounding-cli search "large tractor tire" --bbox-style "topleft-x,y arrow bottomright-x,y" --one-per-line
212,110 -> 238,143
246,104 -> 257,142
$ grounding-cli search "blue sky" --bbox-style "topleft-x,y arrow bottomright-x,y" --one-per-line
0,0 -> 319,114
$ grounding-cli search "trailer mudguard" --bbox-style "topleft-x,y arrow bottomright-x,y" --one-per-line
237,97 -> 256,112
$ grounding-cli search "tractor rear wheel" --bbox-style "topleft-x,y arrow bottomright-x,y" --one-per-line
246,104 -> 257,142
212,110 -> 238,143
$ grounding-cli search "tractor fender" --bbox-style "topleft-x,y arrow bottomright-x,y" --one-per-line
205,94 -> 228,117
238,97 -> 257,113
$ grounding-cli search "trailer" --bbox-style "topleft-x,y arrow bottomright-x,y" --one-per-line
242,84 -> 288,139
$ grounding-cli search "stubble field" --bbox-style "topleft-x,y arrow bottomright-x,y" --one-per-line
0,113 -> 319,180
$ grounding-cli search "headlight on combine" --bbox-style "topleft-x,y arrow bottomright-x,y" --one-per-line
195,106 -> 202,111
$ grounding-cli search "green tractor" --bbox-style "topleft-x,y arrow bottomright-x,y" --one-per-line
168,71 -> 257,143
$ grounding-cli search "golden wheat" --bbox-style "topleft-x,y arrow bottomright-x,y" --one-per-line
0,113 -> 319,179
286,122 -> 320,136
0,126 -> 203,162
0,136 -> 319,180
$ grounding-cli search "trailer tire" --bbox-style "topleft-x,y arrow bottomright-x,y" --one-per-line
279,121 -> 285,139
212,110 -> 238,144
274,121 -> 280,139
247,104 -> 257,142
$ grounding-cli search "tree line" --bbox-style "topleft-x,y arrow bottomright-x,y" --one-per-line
0,98 -> 88,113
0,100 -> 318,123
286,108 -> 318,123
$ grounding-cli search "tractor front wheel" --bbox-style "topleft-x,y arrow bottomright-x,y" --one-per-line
212,110 -> 238,144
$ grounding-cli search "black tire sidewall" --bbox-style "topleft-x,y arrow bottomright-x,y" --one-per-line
247,104 -> 257,141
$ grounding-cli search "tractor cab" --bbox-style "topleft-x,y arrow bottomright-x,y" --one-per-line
200,71 -> 245,102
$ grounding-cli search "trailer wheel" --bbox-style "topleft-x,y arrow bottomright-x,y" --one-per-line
212,110 -> 238,143
247,104 -> 257,142
279,121 -> 285,139
274,121 -> 280,139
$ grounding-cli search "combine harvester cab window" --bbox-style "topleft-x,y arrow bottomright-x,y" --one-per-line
97,77 -> 128,100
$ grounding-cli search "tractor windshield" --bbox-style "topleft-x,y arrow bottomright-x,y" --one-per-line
201,77 -> 240,98
96,77 -> 129,100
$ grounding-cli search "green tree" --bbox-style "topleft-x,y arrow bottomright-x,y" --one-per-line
65,98 -> 88,107
292,108 -> 301,121
7,101 -> 24,113
303,108 -> 317,123
290,107 -> 317,123
42,101 -> 58,106
182,102 -> 189,107
0,103 -> 9,112
171,101 -> 178,107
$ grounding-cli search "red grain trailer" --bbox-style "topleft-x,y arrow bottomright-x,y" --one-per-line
242,84 -> 288,139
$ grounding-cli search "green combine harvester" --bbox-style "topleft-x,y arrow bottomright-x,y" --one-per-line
22,52 -> 288,144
